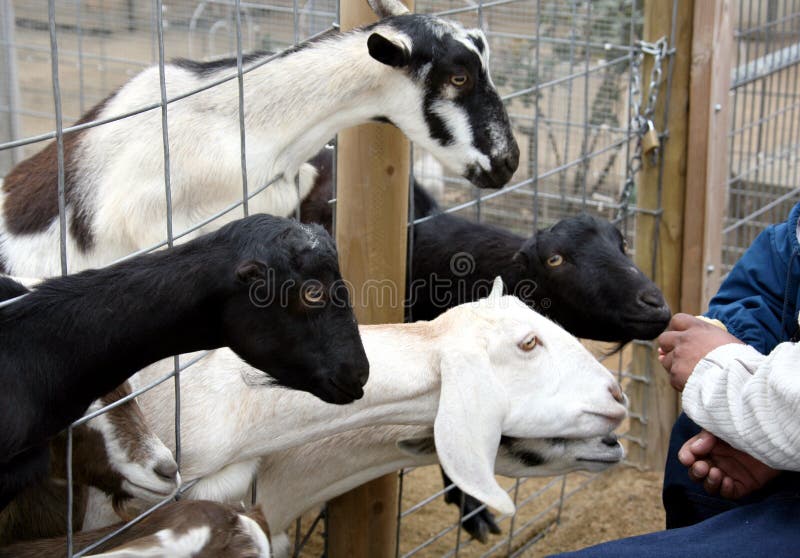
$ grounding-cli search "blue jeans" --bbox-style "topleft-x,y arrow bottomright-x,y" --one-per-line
663,413 -> 800,528
549,496 -> 800,558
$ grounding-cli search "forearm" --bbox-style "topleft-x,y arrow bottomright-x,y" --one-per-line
682,342 -> 800,471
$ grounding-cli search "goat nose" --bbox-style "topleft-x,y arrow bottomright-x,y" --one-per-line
154,459 -> 179,482
601,433 -> 618,447
340,362 -> 369,388
609,383 -> 625,405
504,144 -> 520,174
638,288 -> 665,309
357,366 -> 369,387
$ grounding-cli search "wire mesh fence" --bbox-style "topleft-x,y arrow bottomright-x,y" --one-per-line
0,0 -> 675,556
724,0 -> 800,275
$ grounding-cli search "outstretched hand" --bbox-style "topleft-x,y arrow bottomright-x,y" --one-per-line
657,313 -> 744,391
677,430 -> 780,499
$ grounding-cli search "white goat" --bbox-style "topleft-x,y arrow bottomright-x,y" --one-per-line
0,0 -> 519,277
257,425 -> 624,556
86,279 -> 625,530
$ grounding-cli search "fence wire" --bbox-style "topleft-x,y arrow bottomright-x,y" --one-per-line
0,0 -> 667,556
724,0 -> 800,275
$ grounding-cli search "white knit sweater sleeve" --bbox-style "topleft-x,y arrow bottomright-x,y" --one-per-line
681,342 -> 800,471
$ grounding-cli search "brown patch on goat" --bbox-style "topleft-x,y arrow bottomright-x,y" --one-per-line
47,383 -> 147,499
0,383 -> 160,546
2,96 -> 110,252
48,426 -> 123,498
243,505 -> 271,544
98,382 -> 155,467
0,480 -> 87,546
0,501 -> 270,558
299,149 -> 333,234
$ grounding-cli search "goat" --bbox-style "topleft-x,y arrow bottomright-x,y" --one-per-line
0,214 -> 369,511
86,279 -> 626,533
300,147 -> 671,344
0,381 -> 179,546
259,426 -> 624,556
0,0 -> 518,278
0,500 -> 270,558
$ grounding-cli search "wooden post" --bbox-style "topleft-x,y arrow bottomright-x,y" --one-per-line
326,1 -> 412,556
629,0 -> 693,469
682,0 -> 732,315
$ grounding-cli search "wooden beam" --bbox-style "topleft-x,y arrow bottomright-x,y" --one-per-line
682,0 -> 732,314
326,1 -> 413,556
629,0 -> 693,470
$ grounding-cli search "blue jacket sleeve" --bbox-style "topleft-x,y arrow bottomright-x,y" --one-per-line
706,206 -> 800,354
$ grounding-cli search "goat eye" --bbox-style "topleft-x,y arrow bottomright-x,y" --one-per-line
547,254 -> 564,267
518,334 -> 538,352
450,74 -> 468,86
302,285 -> 325,305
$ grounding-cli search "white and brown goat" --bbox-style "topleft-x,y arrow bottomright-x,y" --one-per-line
0,0 -> 518,277
0,381 -> 178,546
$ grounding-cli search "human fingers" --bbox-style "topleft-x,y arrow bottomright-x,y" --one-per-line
657,330 -> 679,353
690,430 -> 717,455
703,466 -> 723,495
688,459 -> 710,482
678,438 -> 696,466
660,349 -> 674,374
720,476 -> 736,499
667,313 -> 698,332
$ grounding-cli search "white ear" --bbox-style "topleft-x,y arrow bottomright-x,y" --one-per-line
367,0 -> 410,18
434,349 -> 515,515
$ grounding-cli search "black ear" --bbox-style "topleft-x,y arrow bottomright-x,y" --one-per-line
235,260 -> 268,284
511,250 -> 528,269
368,33 -> 410,68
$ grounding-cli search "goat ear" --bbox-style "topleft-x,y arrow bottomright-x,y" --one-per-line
235,260 -> 268,284
367,0 -> 410,18
397,436 -> 437,456
434,349 -> 515,516
511,251 -> 528,269
368,33 -> 410,68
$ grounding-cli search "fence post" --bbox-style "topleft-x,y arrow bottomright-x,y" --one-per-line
327,1 -> 413,556
682,0 -> 732,314
629,0 -> 693,469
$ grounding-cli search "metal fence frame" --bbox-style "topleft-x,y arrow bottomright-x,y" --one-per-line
0,0 -> 680,556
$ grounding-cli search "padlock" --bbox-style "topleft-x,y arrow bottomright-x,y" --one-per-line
641,119 -> 660,165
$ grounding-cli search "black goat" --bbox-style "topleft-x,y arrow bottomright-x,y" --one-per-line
301,149 -> 670,343
0,214 -> 369,511
299,149 -> 670,542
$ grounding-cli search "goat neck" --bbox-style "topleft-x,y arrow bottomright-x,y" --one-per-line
0,240 -> 236,458
221,30 -> 415,182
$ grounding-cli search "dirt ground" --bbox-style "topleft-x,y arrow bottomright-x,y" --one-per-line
291,464 -> 664,557
531,467 -> 664,556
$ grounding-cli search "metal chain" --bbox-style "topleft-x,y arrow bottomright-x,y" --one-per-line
617,37 -> 668,219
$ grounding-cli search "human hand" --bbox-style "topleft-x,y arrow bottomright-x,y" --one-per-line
677,430 -> 780,499
657,313 -> 743,391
